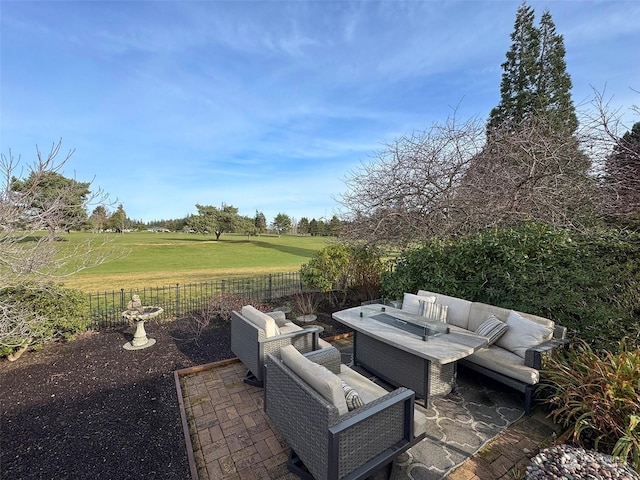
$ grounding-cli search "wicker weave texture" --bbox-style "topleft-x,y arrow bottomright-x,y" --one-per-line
356,333 -> 455,399
231,311 -> 319,382
265,350 -> 414,480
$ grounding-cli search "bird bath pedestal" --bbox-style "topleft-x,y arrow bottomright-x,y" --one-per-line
122,306 -> 163,350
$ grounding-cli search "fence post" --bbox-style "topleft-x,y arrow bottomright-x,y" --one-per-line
120,289 -> 126,311
268,274 -> 273,302
175,283 -> 180,317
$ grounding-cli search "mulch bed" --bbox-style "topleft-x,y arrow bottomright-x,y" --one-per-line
0,310 -> 352,479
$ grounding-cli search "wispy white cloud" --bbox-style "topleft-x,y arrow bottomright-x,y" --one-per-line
2,0 -> 637,223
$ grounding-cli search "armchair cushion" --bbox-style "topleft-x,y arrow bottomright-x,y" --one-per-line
278,323 -> 304,334
241,305 -> 280,337
280,345 -> 348,415
495,310 -> 554,358
337,364 -> 427,437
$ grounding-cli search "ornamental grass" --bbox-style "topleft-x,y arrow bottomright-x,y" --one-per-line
541,339 -> 640,472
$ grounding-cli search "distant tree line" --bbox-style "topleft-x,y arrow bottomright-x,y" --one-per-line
84,204 -> 345,238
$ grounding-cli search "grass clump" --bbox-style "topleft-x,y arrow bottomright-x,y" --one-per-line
541,339 -> 640,472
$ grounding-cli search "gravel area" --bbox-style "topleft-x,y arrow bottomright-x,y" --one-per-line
526,445 -> 639,480
0,310 -> 351,480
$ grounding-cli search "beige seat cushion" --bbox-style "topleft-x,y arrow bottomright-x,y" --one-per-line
280,345 -> 348,416
338,365 -> 388,403
241,305 -> 280,337
466,346 -> 539,385
278,323 -> 303,334
278,323 -> 331,348
338,365 -> 427,437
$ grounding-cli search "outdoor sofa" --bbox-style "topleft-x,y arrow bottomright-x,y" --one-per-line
402,290 -> 568,414
265,345 -> 427,480
231,305 -> 331,386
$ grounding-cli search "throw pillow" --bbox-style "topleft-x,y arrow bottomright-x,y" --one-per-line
495,311 -> 554,358
474,315 -> 508,345
341,381 -> 364,411
423,302 -> 449,323
402,293 -> 436,316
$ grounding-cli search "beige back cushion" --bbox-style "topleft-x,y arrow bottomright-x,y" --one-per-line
241,305 -> 280,337
495,311 -> 554,358
469,302 -> 554,332
280,345 -> 348,416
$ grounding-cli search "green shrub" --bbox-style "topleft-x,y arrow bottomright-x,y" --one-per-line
541,340 -> 640,472
381,222 -> 640,351
0,284 -> 90,358
300,242 -> 387,304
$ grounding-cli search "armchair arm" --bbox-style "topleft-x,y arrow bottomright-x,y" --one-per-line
553,324 -> 567,340
258,327 -> 321,359
266,310 -> 287,326
525,338 -> 569,369
304,345 -> 342,374
327,388 -> 417,479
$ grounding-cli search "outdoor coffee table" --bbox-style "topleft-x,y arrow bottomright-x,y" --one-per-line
332,303 -> 488,405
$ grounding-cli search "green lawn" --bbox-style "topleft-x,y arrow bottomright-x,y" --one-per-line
59,232 -> 331,292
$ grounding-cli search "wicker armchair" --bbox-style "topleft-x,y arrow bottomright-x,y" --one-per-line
265,346 -> 426,480
231,307 -> 324,387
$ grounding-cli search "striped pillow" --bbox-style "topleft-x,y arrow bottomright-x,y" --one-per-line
422,302 -> 448,323
475,315 -> 508,345
341,381 -> 364,411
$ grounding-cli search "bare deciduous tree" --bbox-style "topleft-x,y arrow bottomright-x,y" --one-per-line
453,116 -> 600,233
1,141 -> 118,360
338,96 -> 638,246
581,89 -> 640,221
338,114 -> 486,246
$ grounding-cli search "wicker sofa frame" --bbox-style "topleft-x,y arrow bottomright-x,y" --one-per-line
264,347 -> 425,480
231,310 -> 321,387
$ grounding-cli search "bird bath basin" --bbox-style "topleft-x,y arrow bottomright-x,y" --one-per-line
122,305 -> 163,350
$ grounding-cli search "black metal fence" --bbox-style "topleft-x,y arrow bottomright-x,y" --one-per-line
88,272 -> 304,329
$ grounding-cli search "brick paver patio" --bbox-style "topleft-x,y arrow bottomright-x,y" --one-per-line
175,338 -> 560,480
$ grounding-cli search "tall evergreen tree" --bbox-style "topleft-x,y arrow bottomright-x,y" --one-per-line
487,4 -> 577,136
254,210 -> 267,234
536,11 -> 578,134
488,3 -> 539,132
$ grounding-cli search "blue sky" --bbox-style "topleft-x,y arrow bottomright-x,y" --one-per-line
2,1 -> 638,224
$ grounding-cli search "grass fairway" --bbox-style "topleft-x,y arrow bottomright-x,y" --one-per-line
60,232 -> 331,292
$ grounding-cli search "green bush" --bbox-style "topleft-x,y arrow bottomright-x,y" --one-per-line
0,284 -> 90,358
381,222 -> 640,351
541,340 -> 640,472
300,242 -> 387,304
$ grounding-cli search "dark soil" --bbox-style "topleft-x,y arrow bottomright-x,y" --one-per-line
0,309 -> 352,480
